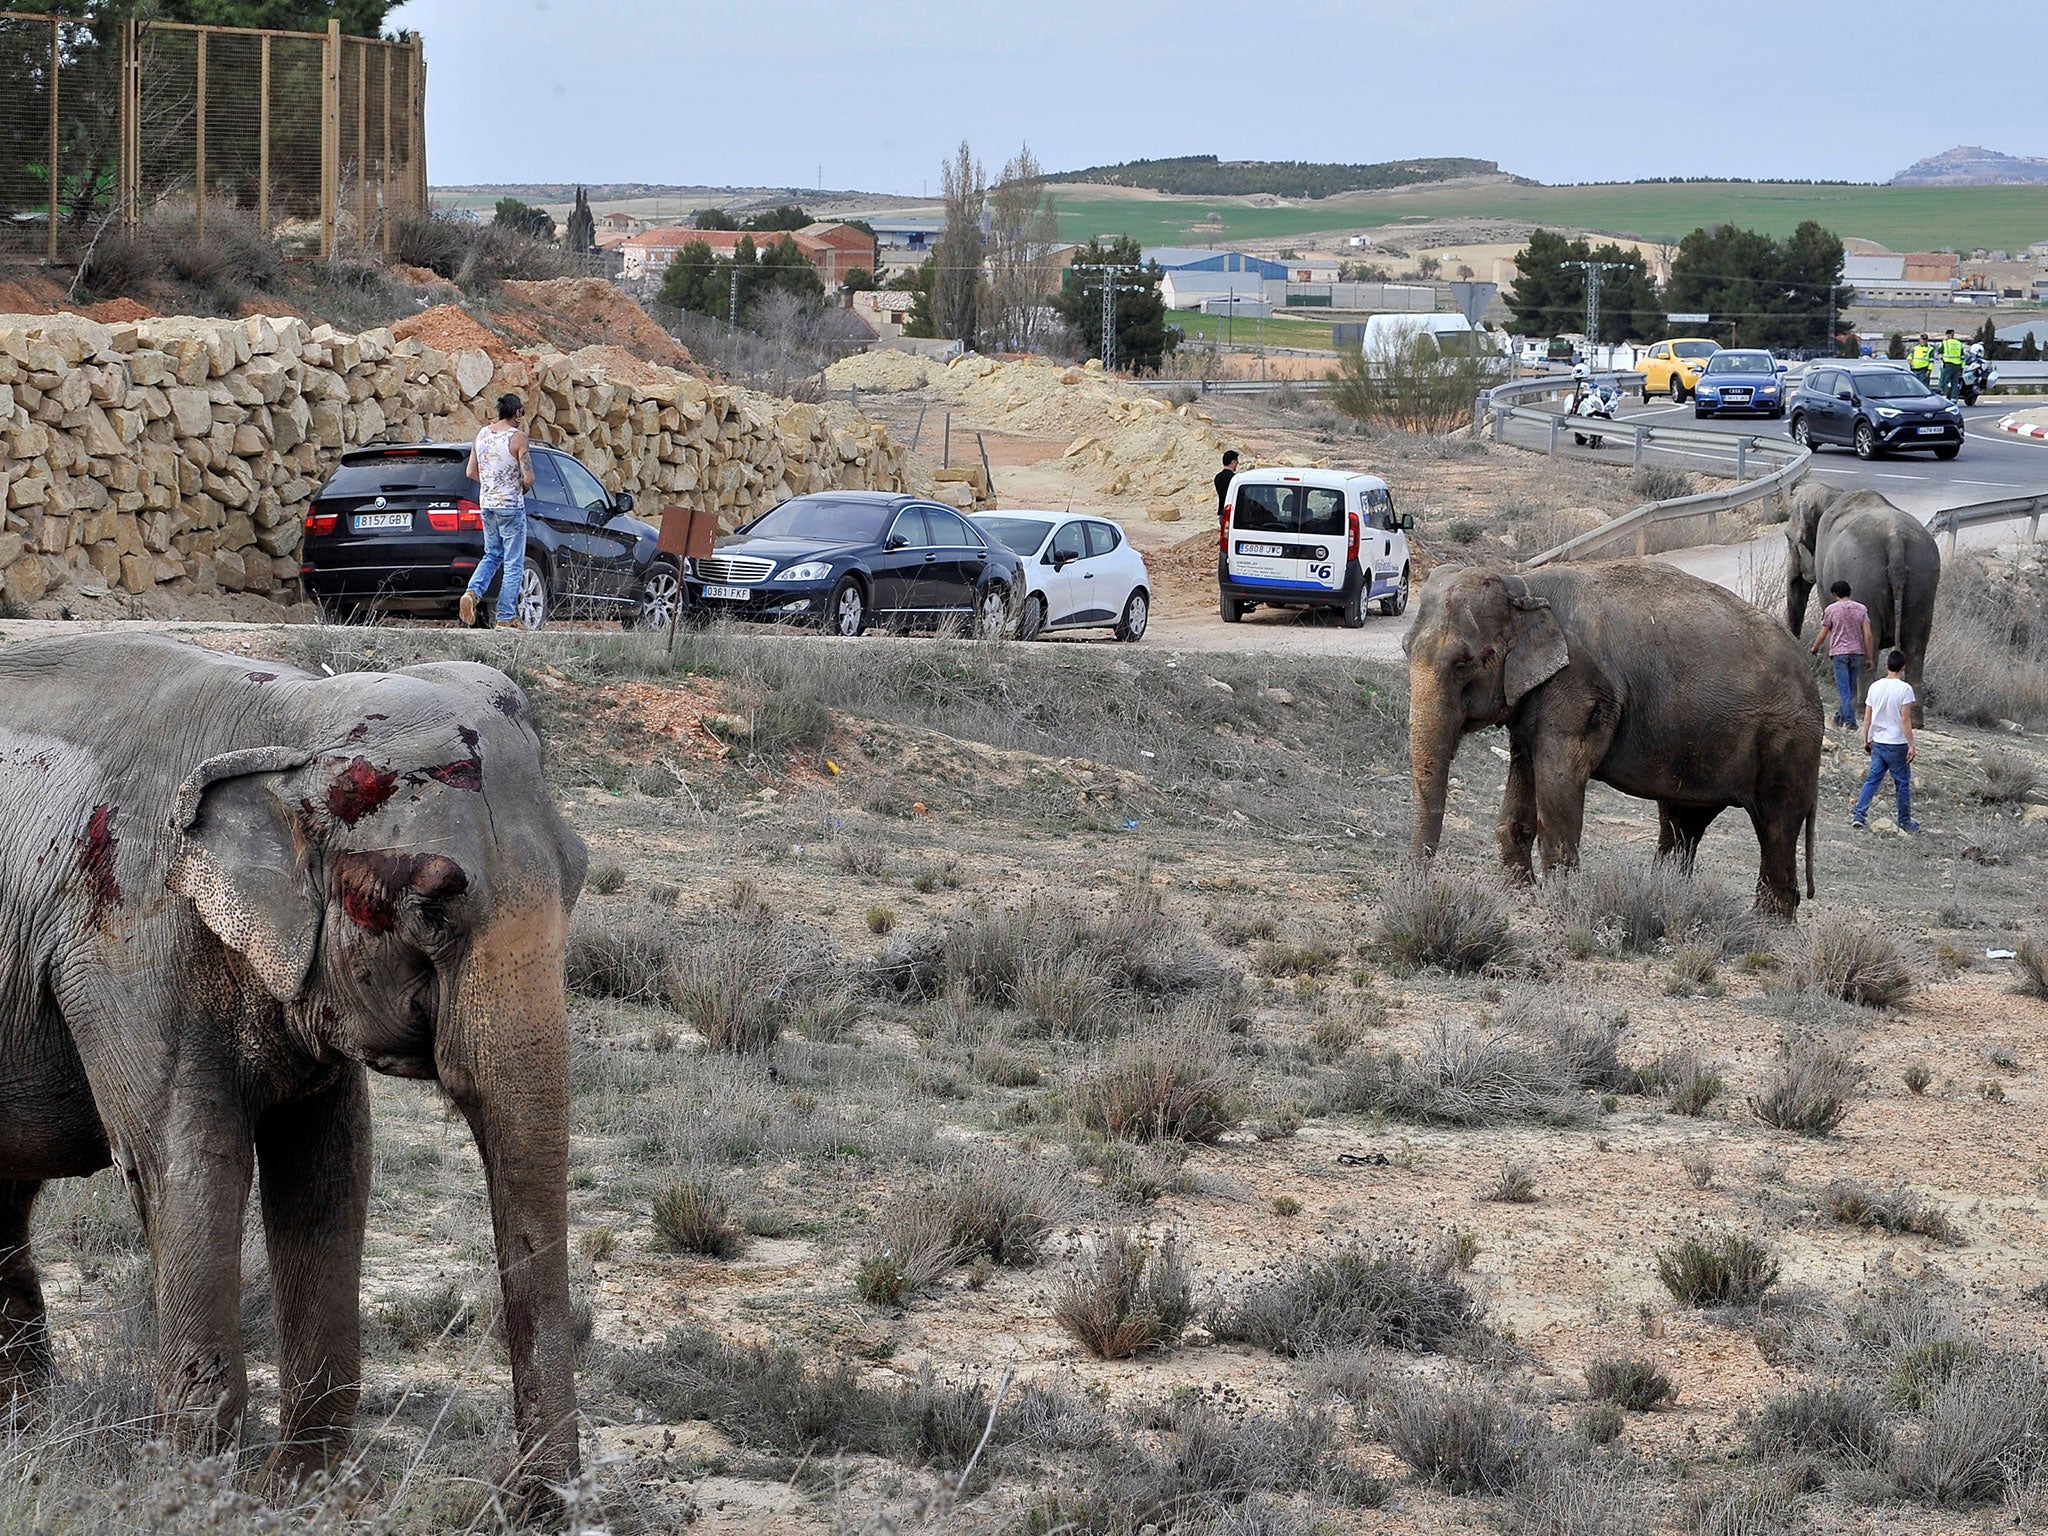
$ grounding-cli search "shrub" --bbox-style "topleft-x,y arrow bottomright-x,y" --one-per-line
1054,1229 -> 1192,1358
1793,918 -> 1913,1007
1748,1382 -> 1889,1464
1497,992 -> 1630,1092
1373,868 -> 1514,972
1902,1061 -> 1933,1094
1341,1024 -> 1589,1127
1510,1452 -> 1649,1536
1680,1472 -> 1813,1536
1889,1351 -> 2048,1506
938,1150 -> 1074,1266
1751,1033 -> 1865,1136
1820,1180 -> 1956,1244
1656,1231 -> 1780,1307
1974,747 -> 2040,804
664,914 -> 851,1051
2017,935 -> 2048,1000
1586,1353 -> 1677,1411
1662,1051 -> 1726,1116
865,904 -> 896,936
1484,1160 -> 1538,1203
1071,1026 -> 1242,1143
1544,857 -> 1759,958
1210,1240 -> 1481,1356
1924,553 -> 2048,728
651,1171 -> 744,1259
589,861 -> 628,895
1632,465 -> 1694,502
375,1280 -> 473,1351
1379,1381 -> 1545,1494
565,911 -> 671,1003
855,1188 -> 966,1307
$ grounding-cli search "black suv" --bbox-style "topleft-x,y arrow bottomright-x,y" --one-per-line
300,442 -> 681,628
1787,364 -> 1965,461
686,491 -> 1022,638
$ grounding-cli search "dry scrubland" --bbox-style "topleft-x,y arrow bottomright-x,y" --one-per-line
9,578 -> 2048,1535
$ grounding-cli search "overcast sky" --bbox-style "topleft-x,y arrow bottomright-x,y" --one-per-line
388,0 -> 2045,192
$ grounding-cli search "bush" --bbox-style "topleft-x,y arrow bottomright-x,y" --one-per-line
1656,1231 -> 1780,1307
1748,1381 -> 1889,1464
2017,935 -> 2048,1000
1484,1160 -> 1539,1203
1327,324 -> 1508,434
1497,992 -> 1631,1092
664,914 -> 853,1051
651,1171 -> 744,1259
1340,1024 -> 1590,1127
1054,1229 -> 1192,1358
1586,1353 -> 1677,1411
1889,1350 -> 2048,1506
1071,1026 -> 1242,1143
393,211 -> 573,288
1974,747 -> 2040,803
1661,1051 -> 1726,1116
1792,918 -> 1913,1007
1210,1240 -> 1481,1356
1374,868 -> 1514,972
79,203 -> 281,311
1680,1472 -> 1813,1536
938,1150 -> 1074,1266
1379,1381 -> 1545,1494
565,911 -> 670,1003
1820,1179 -> 1956,1244
1751,1032 -> 1865,1136
375,1280 -> 474,1352
1632,465 -> 1694,503
1544,857 -> 1759,958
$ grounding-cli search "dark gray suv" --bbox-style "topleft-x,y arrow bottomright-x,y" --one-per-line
1787,363 -> 1964,461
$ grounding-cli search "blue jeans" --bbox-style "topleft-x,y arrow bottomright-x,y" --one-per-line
468,503 -> 528,623
1855,741 -> 1913,827
1829,655 -> 1861,727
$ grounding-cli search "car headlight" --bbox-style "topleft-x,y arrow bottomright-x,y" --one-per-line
1875,407 -> 1899,418
778,561 -> 834,583
1946,401 -> 1963,415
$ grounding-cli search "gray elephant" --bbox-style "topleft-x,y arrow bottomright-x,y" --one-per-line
1406,563 -> 1821,916
1785,487 -> 1939,725
0,634 -> 586,1494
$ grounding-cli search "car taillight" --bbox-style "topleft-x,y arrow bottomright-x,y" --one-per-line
1347,509 -> 1361,563
426,498 -> 483,532
304,508 -> 338,537
1219,505 -> 1231,552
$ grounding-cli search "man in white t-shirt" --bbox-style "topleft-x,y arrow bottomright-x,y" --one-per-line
1853,649 -> 1920,833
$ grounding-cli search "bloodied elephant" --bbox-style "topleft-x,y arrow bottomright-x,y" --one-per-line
0,634 -> 587,1492
1785,486 -> 1940,726
1404,564 -> 1822,916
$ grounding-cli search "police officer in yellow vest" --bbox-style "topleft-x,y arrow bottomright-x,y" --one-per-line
1939,330 -> 1966,400
1908,336 -> 1933,383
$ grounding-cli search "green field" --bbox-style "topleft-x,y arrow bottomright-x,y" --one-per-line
1168,310 -> 1334,349
1054,181 -> 2048,254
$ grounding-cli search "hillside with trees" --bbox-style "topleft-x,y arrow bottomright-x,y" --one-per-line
1046,154 -> 1510,199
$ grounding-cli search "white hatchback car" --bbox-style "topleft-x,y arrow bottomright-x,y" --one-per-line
970,511 -> 1151,642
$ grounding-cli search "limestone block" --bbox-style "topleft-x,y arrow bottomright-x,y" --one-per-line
167,387 -> 213,439
0,531 -> 22,567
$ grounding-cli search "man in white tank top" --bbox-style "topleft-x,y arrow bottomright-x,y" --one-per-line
461,393 -> 536,627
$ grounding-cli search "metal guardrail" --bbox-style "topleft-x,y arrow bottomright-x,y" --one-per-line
1927,493 -> 2048,553
1475,375 -> 1814,567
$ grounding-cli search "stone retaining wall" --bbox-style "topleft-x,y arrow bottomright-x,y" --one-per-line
0,313 -> 910,608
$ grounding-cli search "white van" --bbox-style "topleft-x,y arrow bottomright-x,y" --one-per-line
1218,467 -> 1412,627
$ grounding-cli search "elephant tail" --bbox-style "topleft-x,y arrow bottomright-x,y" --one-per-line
1804,800 -> 1816,900
1885,531 -> 1911,654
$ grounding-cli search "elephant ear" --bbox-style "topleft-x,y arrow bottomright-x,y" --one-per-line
168,747 -> 322,1003
1502,582 -> 1570,706
1795,542 -> 1816,585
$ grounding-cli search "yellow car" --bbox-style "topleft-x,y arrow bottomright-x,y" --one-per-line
1638,338 -> 1721,402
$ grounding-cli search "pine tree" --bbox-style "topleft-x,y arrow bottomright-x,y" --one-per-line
566,188 -> 595,255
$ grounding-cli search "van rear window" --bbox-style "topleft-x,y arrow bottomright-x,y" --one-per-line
1234,484 -> 1345,536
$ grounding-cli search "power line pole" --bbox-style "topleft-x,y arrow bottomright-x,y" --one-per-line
1075,263 -> 1145,372
728,266 -> 739,329
1567,260 -> 1628,355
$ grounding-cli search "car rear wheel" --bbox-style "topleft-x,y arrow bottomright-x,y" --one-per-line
1790,414 -> 1811,449
515,563 -> 549,630
1670,377 -> 1687,403
1853,422 -> 1878,461
1018,592 -> 1046,641
826,575 -> 866,637
627,559 -> 681,631
1114,588 -> 1149,643
1380,565 -> 1409,618
976,584 -> 1010,640
1221,593 -> 1246,623
1339,576 -> 1367,629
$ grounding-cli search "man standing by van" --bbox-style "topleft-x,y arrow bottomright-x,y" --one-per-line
1215,450 -> 1240,523
1853,649 -> 1920,833
1809,580 -> 1874,729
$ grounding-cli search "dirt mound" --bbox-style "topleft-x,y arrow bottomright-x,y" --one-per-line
564,344 -> 687,390
392,303 -> 519,363
497,279 -> 694,371
388,263 -> 447,287
825,349 -> 935,393
85,296 -> 154,323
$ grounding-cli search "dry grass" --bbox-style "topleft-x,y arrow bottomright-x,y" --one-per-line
650,1171 -> 745,1259
2017,935 -> 2048,999
1923,552 -> 2048,728
1544,856 -> 1760,958
1792,917 -> 1913,1008
1341,1024 -> 1592,1127
1820,1179 -> 1957,1244
1751,1032 -> 1866,1137
1974,747 -> 2041,804
1070,1025 -> 1244,1143
1585,1353 -> 1677,1411
1379,1380 -> 1546,1494
1054,1229 -> 1193,1359
1210,1240 -> 1482,1356
1373,868 -> 1516,972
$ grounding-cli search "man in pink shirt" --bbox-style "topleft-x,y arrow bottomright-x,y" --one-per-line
1809,580 -> 1875,729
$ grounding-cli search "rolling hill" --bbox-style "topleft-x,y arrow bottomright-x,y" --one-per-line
1891,147 -> 2048,186
1045,154 -> 1510,199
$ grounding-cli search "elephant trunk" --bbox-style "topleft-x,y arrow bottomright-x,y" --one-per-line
1786,573 -> 1811,636
1408,673 -> 1462,862
440,904 -> 579,1495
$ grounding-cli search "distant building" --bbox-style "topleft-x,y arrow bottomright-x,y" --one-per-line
1142,247 -> 1289,281
1160,271 -> 1272,311
1841,253 -> 1960,306
619,221 -> 875,285
851,289 -> 917,338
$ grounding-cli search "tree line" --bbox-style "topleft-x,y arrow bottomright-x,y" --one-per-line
1043,154 -> 1504,199
1507,222 -> 1854,351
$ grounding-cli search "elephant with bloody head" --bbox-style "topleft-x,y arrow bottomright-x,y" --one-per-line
0,634 -> 586,1494
1404,563 -> 1821,916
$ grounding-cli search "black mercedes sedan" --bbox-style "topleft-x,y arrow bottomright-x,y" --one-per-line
686,491 -> 1022,638
299,441 -> 683,628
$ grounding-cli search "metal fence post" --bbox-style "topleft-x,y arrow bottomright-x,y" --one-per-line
1631,426 -> 1644,467
120,18 -> 140,236
1735,438 -> 1748,480
1547,414 -> 1559,456
257,32 -> 271,236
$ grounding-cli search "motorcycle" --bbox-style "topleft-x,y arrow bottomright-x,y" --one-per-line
1569,374 -> 1619,448
1960,349 -> 1997,408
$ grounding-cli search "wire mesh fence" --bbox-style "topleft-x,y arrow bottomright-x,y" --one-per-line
0,11 -> 423,266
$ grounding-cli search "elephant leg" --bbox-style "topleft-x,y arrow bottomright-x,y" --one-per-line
1656,803 -> 1723,875
1496,746 -> 1538,884
0,1180 -> 50,1397
136,1082 -> 255,1453
1748,807 -> 1801,922
258,1068 -> 371,1484
1530,738 -> 1594,878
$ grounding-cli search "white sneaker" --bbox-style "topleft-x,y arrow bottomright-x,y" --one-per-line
459,590 -> 477,627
